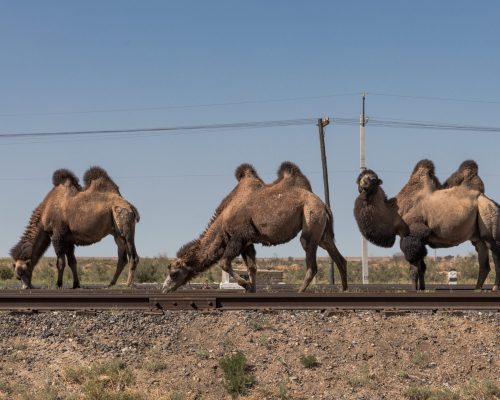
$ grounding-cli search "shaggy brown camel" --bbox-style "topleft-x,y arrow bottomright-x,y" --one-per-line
354,162 -> 500,290
206,163 -> 265,291
10,167 -> 140,289
163,162 -> 347,293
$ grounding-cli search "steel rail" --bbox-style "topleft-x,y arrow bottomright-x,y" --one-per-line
0,291 -> 498,311
0,283 -> 492,292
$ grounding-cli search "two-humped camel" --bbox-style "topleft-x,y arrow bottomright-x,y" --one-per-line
10,167 -> 139,289
354,160 -> 500,290
163,162 -> 347,293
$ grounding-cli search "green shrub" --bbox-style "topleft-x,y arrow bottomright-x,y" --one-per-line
219,352 -> 255,398
64,359 -> 141,400
0,265 -> 14,280
404,386 -> 459,400
299,354 -> 318,369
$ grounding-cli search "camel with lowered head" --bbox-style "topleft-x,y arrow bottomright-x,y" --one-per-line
10,167 -> 140,289
163,162 -> 347,293
354,161 -> 500,290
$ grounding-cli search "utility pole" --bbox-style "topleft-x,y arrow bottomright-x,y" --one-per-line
360,93 -> 369,284
317,117 -> 334,285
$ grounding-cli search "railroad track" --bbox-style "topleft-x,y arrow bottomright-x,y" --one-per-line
0,290 -> 498,311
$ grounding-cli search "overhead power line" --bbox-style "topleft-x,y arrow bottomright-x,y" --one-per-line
0,118 -> 317,139
2,116 -> 500,142
370,92 -> 500,105
0,93 -> 358,117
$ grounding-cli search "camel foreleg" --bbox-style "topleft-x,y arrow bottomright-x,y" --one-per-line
51,232 -> 68,289
241,244 -> 258,293
220,258 -> 252,291
66,245 -> 80,289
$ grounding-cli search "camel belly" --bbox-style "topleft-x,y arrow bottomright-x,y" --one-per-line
424,207 -> 478,247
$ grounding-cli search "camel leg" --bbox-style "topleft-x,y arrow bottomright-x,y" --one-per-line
55,253 -> 66,289
488,242 -> 500,291
125,237 -> 139,287
473,240 -> 490,290
66,245 -> 80,289
220,258 -> 252,291
319,234 -> 348,291
108,236 -> 128,287
241,244 -> 258,293
409,263 -> 419,290
418,260 -> 426,291
299,235 -> 318,293
52,233 -> 67,289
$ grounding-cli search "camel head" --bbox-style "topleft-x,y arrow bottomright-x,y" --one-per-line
356,169 -> 383,195
162,259 -> 194,292
12,259 -> 33,289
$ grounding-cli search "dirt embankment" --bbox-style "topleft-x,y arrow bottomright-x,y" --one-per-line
0,310 -> 498,399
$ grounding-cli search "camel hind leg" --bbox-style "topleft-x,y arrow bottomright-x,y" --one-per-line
109,236 -> 129,287
473,240 -> 490,290
112,205 -> 140,287
488,241 -> 500,291
241,244 -> 258,293
319,224 -> 348,291
299,235 -> 318,293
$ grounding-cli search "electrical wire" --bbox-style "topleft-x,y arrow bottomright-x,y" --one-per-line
0,93 -> 358,117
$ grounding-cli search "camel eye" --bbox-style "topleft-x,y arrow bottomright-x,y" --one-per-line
170,270 -> 179,279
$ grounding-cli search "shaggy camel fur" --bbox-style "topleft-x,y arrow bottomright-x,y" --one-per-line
354,169 -> 409,248
10,167 -> 140,289
163,162 -> 347,293
354,162 -> 500,290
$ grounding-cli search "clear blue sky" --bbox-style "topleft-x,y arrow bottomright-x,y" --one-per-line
1,1 -> 500,260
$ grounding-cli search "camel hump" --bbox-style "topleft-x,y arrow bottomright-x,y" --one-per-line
52,169 -> 81,188
412,159 -> 435,174
277,161 -> 302,178
83,166 -> 120,192
442,159 -> 484,192
276,161 -> 313,191
234,163 -> 260,181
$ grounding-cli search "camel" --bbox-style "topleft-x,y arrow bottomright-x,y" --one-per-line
163,162 -> 347,293
10,167 -> 140,289
354,161 -> 500,291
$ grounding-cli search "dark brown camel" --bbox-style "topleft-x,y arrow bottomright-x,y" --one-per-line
10,167 -> 140,289
354,161 -> 500,290
163,162 -> 347,293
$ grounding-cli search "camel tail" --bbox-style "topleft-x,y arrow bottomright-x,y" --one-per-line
130,204 -> 140,223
